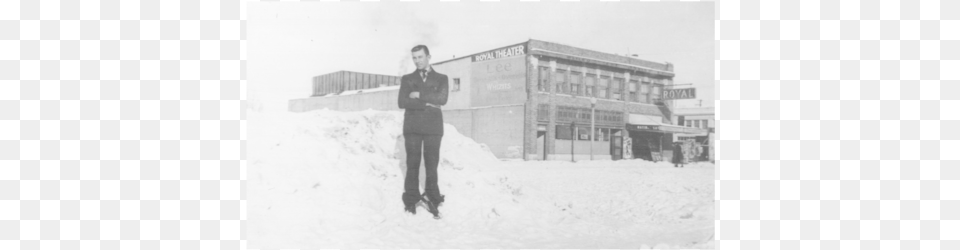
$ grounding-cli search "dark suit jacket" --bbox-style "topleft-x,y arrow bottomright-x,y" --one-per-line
398,68 -> 449,135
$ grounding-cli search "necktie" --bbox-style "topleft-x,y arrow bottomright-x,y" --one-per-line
419,69 -> 427,82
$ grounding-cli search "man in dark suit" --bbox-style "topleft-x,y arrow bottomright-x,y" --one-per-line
398,45 -> 448,216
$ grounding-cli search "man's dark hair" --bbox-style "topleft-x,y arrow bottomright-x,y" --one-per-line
411,45 -> 430,56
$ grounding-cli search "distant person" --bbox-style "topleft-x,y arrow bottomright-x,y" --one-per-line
672,142 -> 684,168
398,45 -> 449,218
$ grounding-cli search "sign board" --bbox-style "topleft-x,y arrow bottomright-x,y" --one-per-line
661,88 -> 696,100
470,55 -> 527,107
472,44 -> 527,62
628,124 -> 659,131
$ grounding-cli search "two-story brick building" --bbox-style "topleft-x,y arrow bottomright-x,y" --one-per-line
290,39 -> 707,160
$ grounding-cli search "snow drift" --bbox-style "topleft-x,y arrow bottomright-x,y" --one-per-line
248,108 -> 714,249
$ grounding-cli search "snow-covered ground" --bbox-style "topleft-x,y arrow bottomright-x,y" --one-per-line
247,108 -> 714,249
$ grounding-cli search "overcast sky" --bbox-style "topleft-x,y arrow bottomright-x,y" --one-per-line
248,2 -> 714,112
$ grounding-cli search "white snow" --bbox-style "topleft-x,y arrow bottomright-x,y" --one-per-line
248,108 -> 715,249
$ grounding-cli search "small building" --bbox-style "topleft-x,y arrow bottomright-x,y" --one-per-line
673,107 -> 715,162
290,39 -> 707,160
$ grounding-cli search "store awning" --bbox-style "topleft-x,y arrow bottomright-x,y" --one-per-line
627,119 -> 708,135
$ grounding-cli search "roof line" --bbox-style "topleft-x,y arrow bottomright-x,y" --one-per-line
529,48 -> 674,75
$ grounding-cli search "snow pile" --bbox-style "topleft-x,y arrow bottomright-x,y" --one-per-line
248,108 -> 521,248
248,108 -> 714,249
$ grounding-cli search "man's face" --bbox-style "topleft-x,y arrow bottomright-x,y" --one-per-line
412,49 -> 431,70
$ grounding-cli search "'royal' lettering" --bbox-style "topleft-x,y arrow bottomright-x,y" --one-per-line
473,45 -> 526,62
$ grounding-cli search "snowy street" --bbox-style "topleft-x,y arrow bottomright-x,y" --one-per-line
247,109 -> 714,249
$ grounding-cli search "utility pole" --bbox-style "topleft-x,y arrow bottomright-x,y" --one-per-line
571,121 -> 576,162
590,98 -> 596,161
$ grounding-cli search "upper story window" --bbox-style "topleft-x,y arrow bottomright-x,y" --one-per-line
611,78 -> 623,101
585,75 -> 595,97
452,78 -> 461,91
651,85 -> 661,103
538,67 -> 550,92
570,74 -> 581,96
554,70 -> 566,94
598,76 -> 609,99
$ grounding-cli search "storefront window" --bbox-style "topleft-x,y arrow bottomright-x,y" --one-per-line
556,125 -> 572,140
594,128 -> 609,141
578,126 -> 591,140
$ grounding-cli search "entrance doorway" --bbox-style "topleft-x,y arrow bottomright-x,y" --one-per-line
610,129 -> 622,160
536,131 -> 546,160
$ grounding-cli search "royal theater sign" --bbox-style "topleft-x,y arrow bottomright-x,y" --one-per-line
661,88 -> 696,100
472,44 -> 526,62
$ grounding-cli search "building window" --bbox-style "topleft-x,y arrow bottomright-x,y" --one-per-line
640,84 -> 649,103
593,128 -> 608,141
554,70 -> 566,94
628,81 -> 638,102
651,85 -> 661,103
694,120 -> 700,128
452,78 -> 460,92
538,67 -> 549,92
556,125 -> 573,140
598,77 -> 609,99
571,74 -> 581,96
585,75 -> 595,97
612,78 -> 622,101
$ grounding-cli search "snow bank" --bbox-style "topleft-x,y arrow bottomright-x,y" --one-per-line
248,108 -> 714,249
248,108 -> 522,248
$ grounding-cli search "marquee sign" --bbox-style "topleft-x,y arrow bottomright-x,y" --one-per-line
661,88 -> 696,100
628,124 -> 659,131
472,44 -> 527,62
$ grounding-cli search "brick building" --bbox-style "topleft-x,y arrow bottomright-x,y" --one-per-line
290,39 -> 707,160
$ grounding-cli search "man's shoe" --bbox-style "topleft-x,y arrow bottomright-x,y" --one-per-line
420,194 -> 441,219
404,205 -> 416,215
432,194 -> 445,207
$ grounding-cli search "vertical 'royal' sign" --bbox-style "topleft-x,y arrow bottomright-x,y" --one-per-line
661,88 -> 696,100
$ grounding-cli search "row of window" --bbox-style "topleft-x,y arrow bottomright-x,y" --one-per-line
538,67 -> 666,104
556,126 -> 623,141
547,61 -> 672,85
555,108 -> 623,124
685,119 -> 710,129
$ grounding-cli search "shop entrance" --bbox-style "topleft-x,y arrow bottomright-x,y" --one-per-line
536,131 -> 546,160
611,130 -> 622,160
629,131 -> 653,161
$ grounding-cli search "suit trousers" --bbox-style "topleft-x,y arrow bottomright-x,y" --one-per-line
402,133 -> 443,207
